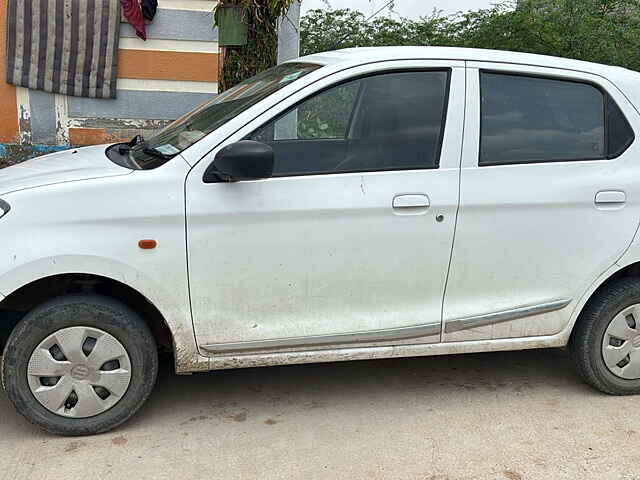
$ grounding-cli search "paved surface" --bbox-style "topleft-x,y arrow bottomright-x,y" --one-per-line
1,348 -> 639,480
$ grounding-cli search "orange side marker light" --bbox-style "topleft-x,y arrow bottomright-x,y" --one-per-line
138,239 -> 157,250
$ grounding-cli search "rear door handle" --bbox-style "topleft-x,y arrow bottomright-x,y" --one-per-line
595,190 -> 626,207
392,194 -> 430,214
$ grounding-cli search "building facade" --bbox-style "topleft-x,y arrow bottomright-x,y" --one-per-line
0,0 -> 300,161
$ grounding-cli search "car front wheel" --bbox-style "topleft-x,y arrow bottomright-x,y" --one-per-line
2,294 -> 158,436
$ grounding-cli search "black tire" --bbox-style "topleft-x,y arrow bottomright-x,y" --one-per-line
570,278 -> 640,395
1,294 -> 158,436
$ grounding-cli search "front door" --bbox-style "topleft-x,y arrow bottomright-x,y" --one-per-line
186,62 -> 465,353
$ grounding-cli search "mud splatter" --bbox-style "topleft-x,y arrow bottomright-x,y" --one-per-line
503,470 -> 523,480
232,412 -> 247,422
111,436 -> 128,446
304,400 -> 324,410
65,441 -> 84,453
180,415 -> 211,425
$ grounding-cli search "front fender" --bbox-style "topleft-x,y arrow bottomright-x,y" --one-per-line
0,159 -> 207,373
0,255 -> 208,373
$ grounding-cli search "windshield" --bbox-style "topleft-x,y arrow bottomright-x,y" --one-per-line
128,62 -> 321,168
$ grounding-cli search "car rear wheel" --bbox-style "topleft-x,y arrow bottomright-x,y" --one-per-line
2,294 -> 158,436
571,278 -> 640,395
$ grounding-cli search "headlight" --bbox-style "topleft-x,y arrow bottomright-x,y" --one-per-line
0,199 -> 10,218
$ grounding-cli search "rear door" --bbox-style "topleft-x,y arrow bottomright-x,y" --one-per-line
186,61 -> 466,353
443,63 -> 640,342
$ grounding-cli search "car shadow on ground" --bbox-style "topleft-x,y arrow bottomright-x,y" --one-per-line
0,347 -> 594,435
132,347 -> 592,428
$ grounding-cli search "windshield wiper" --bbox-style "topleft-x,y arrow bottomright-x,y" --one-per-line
141,147 -> 174,160
118,134 -> 145,155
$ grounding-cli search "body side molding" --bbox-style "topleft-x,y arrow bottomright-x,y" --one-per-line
201,299 -> 571,354
444,298 -> 572,334
201,322 -> 442,354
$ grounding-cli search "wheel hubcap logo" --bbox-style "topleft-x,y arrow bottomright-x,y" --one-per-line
70,364 -> 90,380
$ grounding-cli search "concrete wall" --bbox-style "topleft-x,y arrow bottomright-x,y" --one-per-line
0,0 -> 300,162
17,0 -> 219,154
0,0 -> 19,146
277,0 -> 301,64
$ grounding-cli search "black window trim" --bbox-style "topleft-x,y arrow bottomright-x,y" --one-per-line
606,93 -> 636,159
478,69 -> 635,167
246,68 -> 453,178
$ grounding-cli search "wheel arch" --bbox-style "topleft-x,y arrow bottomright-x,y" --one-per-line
0,273 -> 174,355
568,260 -> 640,343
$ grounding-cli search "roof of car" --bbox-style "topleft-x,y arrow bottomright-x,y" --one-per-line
297,46 -> 635,80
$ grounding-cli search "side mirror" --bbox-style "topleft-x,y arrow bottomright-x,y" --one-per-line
204,140 -> 274,182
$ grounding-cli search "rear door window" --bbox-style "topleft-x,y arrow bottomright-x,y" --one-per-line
479,72 -> 634,166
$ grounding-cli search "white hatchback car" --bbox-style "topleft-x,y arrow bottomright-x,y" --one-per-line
2,46 -> 640,435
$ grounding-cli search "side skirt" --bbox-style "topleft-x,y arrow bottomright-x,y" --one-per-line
206,334 -> 569,371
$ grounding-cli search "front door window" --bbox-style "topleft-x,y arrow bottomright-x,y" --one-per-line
247,70 -> 451,176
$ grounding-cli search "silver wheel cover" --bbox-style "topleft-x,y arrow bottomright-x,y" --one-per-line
602,305 -> 640,380
27,326 -> 132,418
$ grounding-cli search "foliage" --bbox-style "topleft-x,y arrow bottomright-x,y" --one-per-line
250,81 -> 359,142
295,82 -> 359,139
300,8 -> 450,54
214,0 -> 295,25
215,0 -> 296,91
300,0 -> 640,71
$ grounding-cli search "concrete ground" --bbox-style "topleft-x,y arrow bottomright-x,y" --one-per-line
0,348 -> 639,480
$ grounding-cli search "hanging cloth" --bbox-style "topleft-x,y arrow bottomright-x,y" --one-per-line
120,0 -> 146,40
5,0 -> 121,98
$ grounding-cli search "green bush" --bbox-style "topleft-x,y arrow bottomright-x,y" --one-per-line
301,0 -> 640,71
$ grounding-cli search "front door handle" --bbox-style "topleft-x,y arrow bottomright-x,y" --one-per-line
595,190 -> 626,207
392,194 -> 430,214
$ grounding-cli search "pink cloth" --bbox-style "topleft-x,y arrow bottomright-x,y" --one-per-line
120,0 -> 146,40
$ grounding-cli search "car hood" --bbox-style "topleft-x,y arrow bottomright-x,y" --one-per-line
0,144 -> 131,195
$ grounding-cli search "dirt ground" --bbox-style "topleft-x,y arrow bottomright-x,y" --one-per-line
0,348 -> 639,480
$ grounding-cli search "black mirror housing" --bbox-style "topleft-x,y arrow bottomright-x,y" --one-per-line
205,140 -> 274,182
